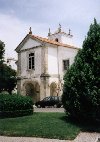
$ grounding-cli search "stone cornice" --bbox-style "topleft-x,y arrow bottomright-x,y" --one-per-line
20,45 -> 43,53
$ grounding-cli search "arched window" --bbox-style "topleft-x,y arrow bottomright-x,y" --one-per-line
50,82 -> 57,96
55,38 -> 58,42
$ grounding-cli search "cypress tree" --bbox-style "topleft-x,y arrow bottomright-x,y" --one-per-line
62,19 -> 100,121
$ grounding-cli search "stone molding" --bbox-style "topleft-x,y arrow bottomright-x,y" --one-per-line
40,73 -> 50,78
20,45 -> 43,53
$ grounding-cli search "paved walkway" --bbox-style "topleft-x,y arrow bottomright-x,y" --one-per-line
0,136 -> 69,142
74,132 -> 100,142
34,107 -> 64,112
0,133 -> 100,142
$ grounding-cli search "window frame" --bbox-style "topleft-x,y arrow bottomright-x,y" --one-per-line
28,52 -> 35,70
63,59 -> 70,71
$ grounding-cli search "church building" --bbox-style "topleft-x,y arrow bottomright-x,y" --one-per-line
15,25 -> 79,103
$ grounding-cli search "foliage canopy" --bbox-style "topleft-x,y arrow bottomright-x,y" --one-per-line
62,19 -> 100,121
0,41 -> 17,93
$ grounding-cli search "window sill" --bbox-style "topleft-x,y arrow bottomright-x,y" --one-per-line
26,69 -> 35,72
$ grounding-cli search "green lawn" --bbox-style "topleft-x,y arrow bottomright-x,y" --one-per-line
0,113 -> 80,140
0,113 -> 100,140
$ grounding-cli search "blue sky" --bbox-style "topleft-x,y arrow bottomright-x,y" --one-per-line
0,0 -> 100,59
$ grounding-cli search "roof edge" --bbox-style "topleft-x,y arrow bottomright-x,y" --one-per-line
15,33 -> 80,53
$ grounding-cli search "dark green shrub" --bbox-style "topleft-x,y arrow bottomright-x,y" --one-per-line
0,93 -> 33,118
62,19 -> 100,122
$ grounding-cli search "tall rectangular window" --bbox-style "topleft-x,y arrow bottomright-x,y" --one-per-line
63,59 -> 69,71
28,53 -> 35,70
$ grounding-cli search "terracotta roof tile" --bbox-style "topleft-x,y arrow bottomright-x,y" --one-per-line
15,34 -> 79,52
30,34 -> 78,50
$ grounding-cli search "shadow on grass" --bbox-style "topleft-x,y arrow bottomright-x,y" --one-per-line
0,112 -> 38,119
60,115 -> 100,133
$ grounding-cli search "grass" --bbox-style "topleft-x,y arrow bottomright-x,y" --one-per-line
0,112 -> 100,140
0,113 -> 80,140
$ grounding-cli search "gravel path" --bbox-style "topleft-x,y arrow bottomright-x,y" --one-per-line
0,136 -> 70,142
0,132 -> 100,142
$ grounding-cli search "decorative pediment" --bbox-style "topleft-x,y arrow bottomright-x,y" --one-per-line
15,34 -> 42,52
21,38 -> 41,51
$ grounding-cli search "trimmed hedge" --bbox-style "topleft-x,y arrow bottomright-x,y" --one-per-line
0,93 -> 33,118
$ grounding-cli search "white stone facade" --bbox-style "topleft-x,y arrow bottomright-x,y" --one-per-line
15,27 -> 79,102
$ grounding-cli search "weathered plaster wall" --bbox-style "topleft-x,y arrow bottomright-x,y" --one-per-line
20,47 -> 42,77
48,46 -> 78,77
48,46 -> 58,74
48,32 -> 73,45
21,38 -> 41,50
17,35 -> 78,100
47,45 -> 78,95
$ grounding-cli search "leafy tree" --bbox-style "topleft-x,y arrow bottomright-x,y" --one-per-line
0,40 -> 5,92
0,40 -> 5,64
62,19 -> 100,121
0,64 -> 17,94
0,40 -> 17,94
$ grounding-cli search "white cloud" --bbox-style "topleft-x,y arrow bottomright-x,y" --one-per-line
0,14 -> 26,59
0,13 -> 48,60
0,0 -> 100,61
